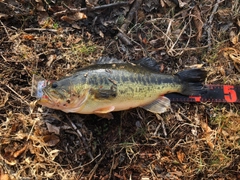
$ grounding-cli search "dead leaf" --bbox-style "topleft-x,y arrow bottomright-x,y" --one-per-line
160,0 -> 165,7
143,0 -> 161,12
176,150 -> 185,163
22,34 -> 35,40
192,6 -> 203,41
219,47 -> 240,72
61,12 -> 87,24
137,10 -> 146,22
46,54 -> 57,67
72,23 -> 81,29
201,121 -> 212,134
229,53 -> 240,64
49,149 -> 61,160
2,142 -> 28,165
229,30 -> 239,45
86,0 -> 98,7
36,0 -> 45,11
178,0 -> 188,8
46,122 -> 60,135
138,32 -> 148,45
0,13 -> 8,19
43,134 -> 60,147
0,174 -> 10,180
201,121 -> 214,149
0,88 -> 9,108
13,143 -> 28,158
38,12 -> 51,27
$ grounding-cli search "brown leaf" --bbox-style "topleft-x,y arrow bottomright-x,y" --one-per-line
176,150 -> 185,163
201,121 -> 212,134
43,134 -> 60,147
13,143 -> 28,158
38,12 -> 50,27
138,32 -> 148,45
201,121 -> 214,149
22,34 -> 35,40
0,88 -> 9,108
36,1 -> 45,12
61,12 -> 87,24
192,6 -> 203,41
178,0 -> 188,8
229,30 -> 239,45
0,13 -> 8,19
0,174 -> 10,180
46,122 -> 60,135
86,0 -> 98,7
46,54 -> 57,67
229,52 -> 240,64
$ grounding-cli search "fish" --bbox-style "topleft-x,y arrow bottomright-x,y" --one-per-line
38,58 -> 207,118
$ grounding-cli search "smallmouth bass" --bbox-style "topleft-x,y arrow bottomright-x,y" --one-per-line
38,61 -> 207,117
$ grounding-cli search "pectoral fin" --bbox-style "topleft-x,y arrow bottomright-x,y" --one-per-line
94,106 -> 115,120
141,96 -> 171,114
95,113 -> 114,120
93,106 -> 115,114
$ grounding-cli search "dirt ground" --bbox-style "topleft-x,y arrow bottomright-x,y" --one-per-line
0,0 -> 240,179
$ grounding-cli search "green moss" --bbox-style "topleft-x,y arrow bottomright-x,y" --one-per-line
71,43 -> 96,56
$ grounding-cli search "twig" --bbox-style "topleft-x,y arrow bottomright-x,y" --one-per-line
54,2 -> 129,17
88,150 -> 108,180
0,52 -> 8,61
24,28 -> 58,33
0,20 -> 10,39
116,29 -> 132,46
109,150 -> 115,180
65,115 -> 94,160
206,0 -> 224,50
120,0 -> 142,33
5,84 -> 29,105
71,153 -> 101,170
117,0 -> 143,46
156,114 -> 167,137
153,122 -> 161,136
24,28 -> 74,33
0,88 -> 9,108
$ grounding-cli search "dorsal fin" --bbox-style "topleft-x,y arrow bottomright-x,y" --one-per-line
96,57 -> 124,64
134,57 -> 160,71
95,56 -> 160,71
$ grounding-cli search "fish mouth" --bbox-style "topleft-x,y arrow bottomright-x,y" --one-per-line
42,88 -> 54,102
40,87 -> 65,106
38,88 -> 55,106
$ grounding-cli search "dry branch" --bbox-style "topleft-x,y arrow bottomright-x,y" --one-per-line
54,2 -> 129,17
117,0 -> 143,46
206,0 -> 223,50
65,115 -> 94,160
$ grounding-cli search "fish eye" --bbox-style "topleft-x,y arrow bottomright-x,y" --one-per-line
52,82 -> 58,88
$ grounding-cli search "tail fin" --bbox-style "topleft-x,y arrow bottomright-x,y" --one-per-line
176,69 -> 207,96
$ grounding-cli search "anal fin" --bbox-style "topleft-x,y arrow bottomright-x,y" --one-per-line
141,96 -> 171,114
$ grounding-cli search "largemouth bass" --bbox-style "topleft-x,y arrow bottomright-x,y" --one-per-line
38,61 -> 207,117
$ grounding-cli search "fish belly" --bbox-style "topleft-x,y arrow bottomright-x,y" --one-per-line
77,84 -> 181,114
